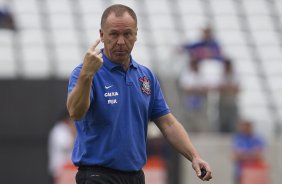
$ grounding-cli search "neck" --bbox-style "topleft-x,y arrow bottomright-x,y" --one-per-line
102,50 -> 131,71
112,59 -> 130,71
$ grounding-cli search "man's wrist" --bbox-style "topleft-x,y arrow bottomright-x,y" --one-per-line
191,153 -> 201,161
80,69 -> 95,80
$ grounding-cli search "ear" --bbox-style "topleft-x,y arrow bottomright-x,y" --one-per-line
99,29 -> 104,42
135,28 -> 138,41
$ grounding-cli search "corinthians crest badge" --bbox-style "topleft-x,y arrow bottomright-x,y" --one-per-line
139,76 -> 151,96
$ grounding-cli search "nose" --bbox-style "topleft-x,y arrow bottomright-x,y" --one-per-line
117,36 -> 125,45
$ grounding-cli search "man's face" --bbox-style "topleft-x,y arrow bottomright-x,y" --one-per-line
239,121 -> 253,135
202,28 -> 212,41
100,12 -> 137,63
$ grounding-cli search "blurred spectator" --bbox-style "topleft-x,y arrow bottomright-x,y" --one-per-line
217,58 -> 240,133
0,6 -> 16,30
178,58 -> 209,132
232,120 -> 268,184
182,26 -> 224,62
180,25 -> 228,132
48,110 -> 76,184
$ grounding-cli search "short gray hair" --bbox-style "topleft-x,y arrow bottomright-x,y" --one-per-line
101,4 -> 137,28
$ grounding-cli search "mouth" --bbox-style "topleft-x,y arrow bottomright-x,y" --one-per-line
113,50 -> 127,55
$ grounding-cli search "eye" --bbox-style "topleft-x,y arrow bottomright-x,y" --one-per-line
110,32 -> 118,38
124,32 -> 132,38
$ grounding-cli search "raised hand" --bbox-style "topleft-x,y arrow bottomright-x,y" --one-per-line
82,39 -> 104,76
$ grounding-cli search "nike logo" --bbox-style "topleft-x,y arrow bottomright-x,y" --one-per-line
105,85 -> 113,89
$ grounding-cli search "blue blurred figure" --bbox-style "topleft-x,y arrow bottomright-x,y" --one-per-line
0,5 -> 16,30
232,119 -> 266,184
183,26 -> 224,62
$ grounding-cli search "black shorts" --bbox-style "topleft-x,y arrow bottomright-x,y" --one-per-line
76,165 -> 145,184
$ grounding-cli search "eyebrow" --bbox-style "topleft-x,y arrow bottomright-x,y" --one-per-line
108,30 -> 135,35
109,28 -> 134,32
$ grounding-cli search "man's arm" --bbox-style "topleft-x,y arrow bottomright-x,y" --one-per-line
67,39 -> 103,120
154,113 -> 212,181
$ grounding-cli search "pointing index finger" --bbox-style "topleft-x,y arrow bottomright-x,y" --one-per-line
88,38 -> 101,52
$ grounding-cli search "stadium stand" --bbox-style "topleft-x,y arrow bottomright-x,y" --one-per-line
3,0 -> 282,131
1,0 -> 282,183
0,0 -> 280,137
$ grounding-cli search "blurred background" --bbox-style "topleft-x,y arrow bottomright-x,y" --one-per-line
0,0 -> 282,183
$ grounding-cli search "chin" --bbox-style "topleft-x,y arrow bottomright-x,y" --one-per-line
113,55 -> 129,62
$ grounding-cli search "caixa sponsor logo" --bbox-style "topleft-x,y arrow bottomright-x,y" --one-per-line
104,92 -> 119,97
